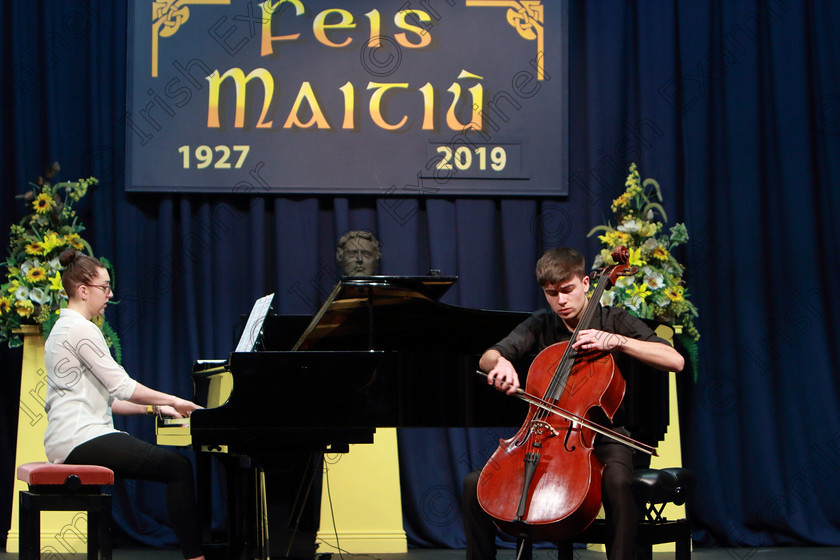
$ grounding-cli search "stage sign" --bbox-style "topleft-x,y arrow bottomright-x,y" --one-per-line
126,1 -> 568,195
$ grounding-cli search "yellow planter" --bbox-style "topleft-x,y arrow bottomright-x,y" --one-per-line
6,325 -> 88,555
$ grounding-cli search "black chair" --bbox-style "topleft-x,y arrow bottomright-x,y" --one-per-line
516,467 -> 695,560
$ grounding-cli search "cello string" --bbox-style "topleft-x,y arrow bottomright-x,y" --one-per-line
528,268 -> 613,435
538,260 -> 637,435
543,267 -> 611,403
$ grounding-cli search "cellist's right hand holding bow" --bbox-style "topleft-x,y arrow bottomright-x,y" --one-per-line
486,355 -> 521,395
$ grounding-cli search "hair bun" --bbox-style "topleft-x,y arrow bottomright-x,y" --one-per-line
58,248 -> 78,267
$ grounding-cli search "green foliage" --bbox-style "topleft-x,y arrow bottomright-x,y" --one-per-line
1,163 -> 121,362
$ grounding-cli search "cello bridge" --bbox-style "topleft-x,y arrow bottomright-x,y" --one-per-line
529,420 -> 560,437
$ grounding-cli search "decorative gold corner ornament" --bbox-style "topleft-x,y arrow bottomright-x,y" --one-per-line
465,1 -> 545,80
151,0 -> 231,77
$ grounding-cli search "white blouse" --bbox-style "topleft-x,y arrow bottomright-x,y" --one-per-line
43,308 -> 137,463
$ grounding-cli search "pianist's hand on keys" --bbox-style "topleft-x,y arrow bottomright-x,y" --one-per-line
163,398 -> 203,418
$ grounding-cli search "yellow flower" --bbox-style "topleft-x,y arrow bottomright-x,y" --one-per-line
622,164 -> 643,197
665,285 -> 685,301
628,247 -> 647,267
0,296 -> 11,315
600,248 -> 616,266
25,242 -> 45,256
33,193 -> 55,214
41,232 -> 64,254
651,246 -> 669,261
626,283 -> 651,301
49,272 -> 63,292
598,230 -> 631,247
25,266 -> 47,283
15,299 -> 34,318
625,163 -> 640,186
69,177 -> 95,201
611,193 -> 632,212
65,233 -> 85,250
36,306 -> 52,324
638,221 -> 659,237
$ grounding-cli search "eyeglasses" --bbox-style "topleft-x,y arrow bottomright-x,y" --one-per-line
86,284 -> 112,294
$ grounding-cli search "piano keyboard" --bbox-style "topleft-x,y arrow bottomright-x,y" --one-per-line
156,417 -> 192,447
155,363 -> 233,449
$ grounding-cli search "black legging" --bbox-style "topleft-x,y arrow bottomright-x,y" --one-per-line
65,432 -> 203,559
463,441 -> 639,560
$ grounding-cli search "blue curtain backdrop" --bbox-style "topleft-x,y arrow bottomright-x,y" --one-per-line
2,0 -> 839,552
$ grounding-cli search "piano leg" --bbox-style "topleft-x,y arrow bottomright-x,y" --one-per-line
197,450 -> 324,560
197,452 -> 265,560
195,451 -> 240,560
255,467 -> 269,559
260,451 -> 324,560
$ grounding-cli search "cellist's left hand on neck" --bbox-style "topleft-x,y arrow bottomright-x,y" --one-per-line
572,329 -> 628,352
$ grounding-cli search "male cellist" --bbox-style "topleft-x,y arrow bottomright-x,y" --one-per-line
463,247 -> 684,560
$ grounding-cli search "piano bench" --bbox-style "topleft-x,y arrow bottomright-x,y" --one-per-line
17,462 -> 114,560
518,467 -> 696,560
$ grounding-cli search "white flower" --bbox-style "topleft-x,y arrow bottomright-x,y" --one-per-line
15,285 -> 30,300
614,275 -> 636,289
662,262 -> 681,275
29,287 -> 49,305
48,257 -> 61,271
617,219 -> 641,233
653,293 -> 671,308
643,268 -> 665,290
625,294 -> 644,312
600,290 -> 617,306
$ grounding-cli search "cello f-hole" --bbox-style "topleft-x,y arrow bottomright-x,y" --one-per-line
563,422 -> 576,452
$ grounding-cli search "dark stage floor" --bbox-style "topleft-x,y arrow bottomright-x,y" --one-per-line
1,548 -> 839,560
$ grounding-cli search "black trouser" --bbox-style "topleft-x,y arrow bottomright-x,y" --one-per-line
65,432 -> 203,559
463,441 -> 639,560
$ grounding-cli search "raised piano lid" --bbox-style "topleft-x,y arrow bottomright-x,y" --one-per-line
286,275 -> 526,354
291,275 -> 457,351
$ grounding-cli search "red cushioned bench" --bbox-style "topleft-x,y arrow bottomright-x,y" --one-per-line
17,462 -> 114,560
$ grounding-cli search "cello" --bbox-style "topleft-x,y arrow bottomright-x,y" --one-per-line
476,246 -> 656,542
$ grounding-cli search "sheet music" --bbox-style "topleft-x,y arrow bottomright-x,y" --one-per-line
235,293 -> 275,352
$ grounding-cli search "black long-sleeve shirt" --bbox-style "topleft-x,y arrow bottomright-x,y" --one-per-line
490,304 -> 670,431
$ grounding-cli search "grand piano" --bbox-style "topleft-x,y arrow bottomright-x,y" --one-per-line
157,276 -> 532,559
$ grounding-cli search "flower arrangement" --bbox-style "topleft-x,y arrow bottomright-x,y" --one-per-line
0,163 -> 121,361
588,163 -> 699,370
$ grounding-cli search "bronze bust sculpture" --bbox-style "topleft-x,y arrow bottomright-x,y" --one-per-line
336,230 -> 381,276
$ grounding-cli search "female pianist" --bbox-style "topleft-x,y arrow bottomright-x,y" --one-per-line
43,248 -> 206,560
